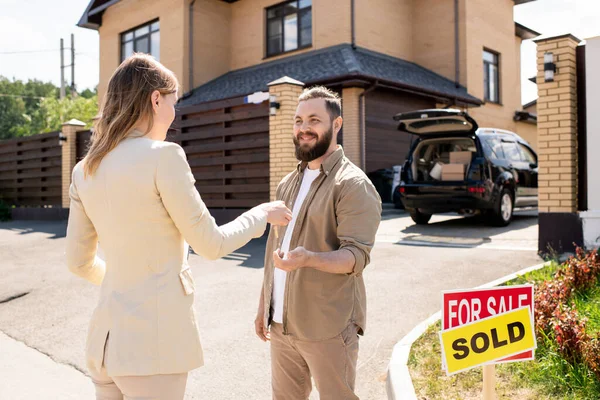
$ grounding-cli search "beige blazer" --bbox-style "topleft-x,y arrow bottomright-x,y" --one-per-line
65,136 -> 267,376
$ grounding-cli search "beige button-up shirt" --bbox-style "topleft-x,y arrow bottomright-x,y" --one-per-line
262,146 -> 382,340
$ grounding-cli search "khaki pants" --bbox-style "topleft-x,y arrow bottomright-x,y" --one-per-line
89,336 -> 188,400
270,322 -> 360,400
91,370 -> 188,400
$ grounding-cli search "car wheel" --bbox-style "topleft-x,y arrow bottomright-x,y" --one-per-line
394,198 -> 405,210
488,188 -> 514,227
410,209 -> 432,225
392,186 -> 405,209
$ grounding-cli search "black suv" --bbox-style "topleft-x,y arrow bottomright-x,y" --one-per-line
392,109 -> 538,226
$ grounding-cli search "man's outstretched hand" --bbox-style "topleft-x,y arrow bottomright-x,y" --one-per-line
273,246 -> 311,272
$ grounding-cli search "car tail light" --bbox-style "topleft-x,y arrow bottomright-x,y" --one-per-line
399,187 -> 406,194
468,186 -> 485,194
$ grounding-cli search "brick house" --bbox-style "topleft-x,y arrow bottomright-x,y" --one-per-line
514,98 -> 538,151
78,0 -> 540,210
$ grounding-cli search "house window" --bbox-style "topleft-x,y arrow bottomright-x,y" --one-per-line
483,49 -> 500,103
121,20 -> 160,62
266,0 -> 312,57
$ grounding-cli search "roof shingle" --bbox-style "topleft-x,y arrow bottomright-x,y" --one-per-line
179,44 -> 481,107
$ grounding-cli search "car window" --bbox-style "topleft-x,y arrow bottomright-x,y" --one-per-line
501,141 -> 521,162
417,138 -> 474,162
518,143 -> 537,164
482,137 -> 505,160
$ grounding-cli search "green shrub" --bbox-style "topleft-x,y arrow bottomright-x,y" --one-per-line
533,248 -> 600,382
0,199 -> 11,221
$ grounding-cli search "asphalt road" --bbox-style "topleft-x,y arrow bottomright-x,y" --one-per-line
0,207 -> 541,399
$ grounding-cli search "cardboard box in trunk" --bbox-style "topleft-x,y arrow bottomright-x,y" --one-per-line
441,163 -> 464,181
450,151 -> 472,165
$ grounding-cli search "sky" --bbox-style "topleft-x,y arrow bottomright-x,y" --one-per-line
0,0 -> 599,104
0,0 -> 100,92
515,0 -> 600,104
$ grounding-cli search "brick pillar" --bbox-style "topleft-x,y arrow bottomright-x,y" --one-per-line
535,34 -> 583,253
341,87 -> 365,169
61,119 -> 86,208
267,76 -> 304,201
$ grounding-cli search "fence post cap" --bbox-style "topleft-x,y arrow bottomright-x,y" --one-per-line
268,76 -> 304,87
62,119 -> 86,127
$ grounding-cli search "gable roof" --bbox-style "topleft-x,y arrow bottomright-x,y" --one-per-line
179,44 -> 482,107
78,0 -> 121,29
523,99 -> 537,110
515,22 -> 540,40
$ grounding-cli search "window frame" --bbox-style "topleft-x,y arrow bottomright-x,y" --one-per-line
265,0 -> 312,58
483,48 -> 501,104
120,19 -> 160,62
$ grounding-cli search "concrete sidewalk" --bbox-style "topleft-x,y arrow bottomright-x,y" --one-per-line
0,331 -> 94,400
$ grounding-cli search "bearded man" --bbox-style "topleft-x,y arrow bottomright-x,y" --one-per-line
254,86 -> 382,400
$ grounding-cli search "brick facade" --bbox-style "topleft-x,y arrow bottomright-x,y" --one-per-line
92,0 -> 524,134
535,35 -> 581,213
341,87 -> 364,169
98,0 -> 187,101
61,119 -> 87,208
268,77 -> 304,201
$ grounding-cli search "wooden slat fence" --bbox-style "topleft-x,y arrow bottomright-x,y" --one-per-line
0,131 -> 62,206
171,95 -> 270,210
0,93 -> 269,217
77,130 -> 92,162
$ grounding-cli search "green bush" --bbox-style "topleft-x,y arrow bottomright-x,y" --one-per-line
533,248 -> 600,383
0,199 -> 11,222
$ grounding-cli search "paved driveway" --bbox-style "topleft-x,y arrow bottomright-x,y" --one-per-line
0,208 -> 540,399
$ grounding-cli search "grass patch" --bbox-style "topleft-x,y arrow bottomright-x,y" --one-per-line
408,260 -> 600,399
408,320 -> 541,399
574,286 -> 600,335
508,260 -> 561,286
502,332 -> 600,399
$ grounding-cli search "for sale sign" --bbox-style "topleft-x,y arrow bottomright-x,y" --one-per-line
442,285 -> 535,366
439,306 -> 536,375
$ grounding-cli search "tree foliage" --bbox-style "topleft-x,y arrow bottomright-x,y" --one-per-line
0,76 -> 98,140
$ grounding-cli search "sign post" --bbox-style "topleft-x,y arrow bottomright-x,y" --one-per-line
483,364 -> 495,400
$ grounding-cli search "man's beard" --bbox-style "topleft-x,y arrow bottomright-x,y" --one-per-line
293,126 -> 333,162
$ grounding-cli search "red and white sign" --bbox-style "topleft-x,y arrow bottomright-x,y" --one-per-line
442,285 -> 534,364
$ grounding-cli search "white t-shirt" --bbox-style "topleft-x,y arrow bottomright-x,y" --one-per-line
271,167 -> 321,324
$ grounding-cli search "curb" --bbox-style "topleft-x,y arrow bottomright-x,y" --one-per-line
385,261 -> 549,400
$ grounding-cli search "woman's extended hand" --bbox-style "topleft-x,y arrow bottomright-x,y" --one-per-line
258,201 -> 292,226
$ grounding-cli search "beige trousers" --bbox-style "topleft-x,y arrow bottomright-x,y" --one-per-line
270,322 -> 360,400
89,336 -> 188,400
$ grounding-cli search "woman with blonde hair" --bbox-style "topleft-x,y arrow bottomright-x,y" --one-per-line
65,53 -> 291,399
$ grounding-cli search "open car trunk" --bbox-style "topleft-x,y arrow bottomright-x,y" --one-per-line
411,137 -> 477,182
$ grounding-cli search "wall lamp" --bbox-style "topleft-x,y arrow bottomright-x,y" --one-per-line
58,133 -> 67,146
544,52 -> 556,82
270,95 -> 280,116
244,91 -> 279,115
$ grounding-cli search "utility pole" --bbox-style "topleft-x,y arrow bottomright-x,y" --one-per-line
70,33 -> 76,97
60,34 -> 76,99
60,38 -> 65,99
